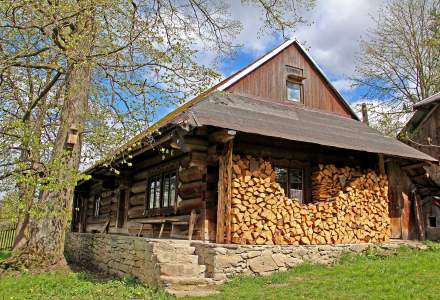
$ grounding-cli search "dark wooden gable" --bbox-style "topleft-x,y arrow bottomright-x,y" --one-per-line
225,43 -> 355,119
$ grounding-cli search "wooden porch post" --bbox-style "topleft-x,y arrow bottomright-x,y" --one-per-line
216,139 -> 233,243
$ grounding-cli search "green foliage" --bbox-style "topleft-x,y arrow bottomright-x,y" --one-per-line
187,246 -> 440,300
0,271 -> 172,300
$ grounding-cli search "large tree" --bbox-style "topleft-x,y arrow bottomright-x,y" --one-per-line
0,0 -> 315,269
353,0 -> 440,136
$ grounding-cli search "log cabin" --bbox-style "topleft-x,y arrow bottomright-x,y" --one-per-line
72,39 -> 437,245
399,92 -> 440,240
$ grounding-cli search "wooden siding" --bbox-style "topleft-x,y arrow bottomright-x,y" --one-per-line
409,105 -> 440,160
226,43 -> 354,118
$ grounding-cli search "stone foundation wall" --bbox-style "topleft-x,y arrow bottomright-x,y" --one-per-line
66,233 -> 425,288
192,242 -> 405,280
65,233 -> 161,286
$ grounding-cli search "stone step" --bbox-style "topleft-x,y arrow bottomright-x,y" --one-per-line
160,275 -> 215,286
166,286 -> 220,298
160,263 -> 206,277
156,253 -> 199,264
152,243 -> 196,255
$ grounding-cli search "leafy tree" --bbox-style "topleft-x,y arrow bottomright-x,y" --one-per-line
353,0 -> 440,136
0,0 -> 314,269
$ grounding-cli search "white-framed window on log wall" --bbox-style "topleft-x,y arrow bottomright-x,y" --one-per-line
147,170 -> 177,210
274,166 -> 305,203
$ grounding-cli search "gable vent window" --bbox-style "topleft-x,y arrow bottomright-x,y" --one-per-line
286,65 -> 303,77
287,81 -> 302,102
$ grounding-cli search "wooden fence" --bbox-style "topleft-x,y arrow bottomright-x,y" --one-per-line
0,223 -> 16,250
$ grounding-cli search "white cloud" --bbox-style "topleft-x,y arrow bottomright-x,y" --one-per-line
224,0 -> 384,77
294,0 -> 384,77
332,79 -> 355,92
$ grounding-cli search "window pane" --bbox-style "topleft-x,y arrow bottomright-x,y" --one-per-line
274,167 -> 288,194
289,168 -> 303,202
94,197 -> 101,216
149,180 -> 155,209
154,177 -> 161,208
169,174 -> 176,206
163,175 -> 170,207
287,82 -> 301,102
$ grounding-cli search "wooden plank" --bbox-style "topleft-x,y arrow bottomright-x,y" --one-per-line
188,209 -> 197,240
177,197 -> 203,211
225,42 -> 354,118
209,129 -> 236,143
216,155 -> 225,243
414,193 -> 426,241
179,166 -> 203,183
130,180 -> 147,194
225,140 -> 233,243
178,181 -> 203,199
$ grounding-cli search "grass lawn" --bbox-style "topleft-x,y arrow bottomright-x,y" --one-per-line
0,250 -> 11,261
1,244 -> 440,299
194,244 -> 440,300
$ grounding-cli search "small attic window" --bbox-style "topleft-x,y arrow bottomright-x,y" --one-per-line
287,81 -> 302,102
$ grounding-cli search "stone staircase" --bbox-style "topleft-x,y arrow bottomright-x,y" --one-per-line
151,240 -> 221,297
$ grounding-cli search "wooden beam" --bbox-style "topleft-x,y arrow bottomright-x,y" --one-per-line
209,129 -> 236,144
216,154 -> 225,243
414,192 -> 425,241
378,154 -> 385,175
225,140 -> 233,243
401,162 -> 429,171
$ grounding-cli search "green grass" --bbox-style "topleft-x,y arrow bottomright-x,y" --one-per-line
0,271 -> 172,300
0,250 -> 11,261
188,244 -> 440,300
1,245 -> 440,300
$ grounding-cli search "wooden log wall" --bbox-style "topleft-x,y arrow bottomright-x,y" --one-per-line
85,189 -> 118,233
229,154 -> 391,245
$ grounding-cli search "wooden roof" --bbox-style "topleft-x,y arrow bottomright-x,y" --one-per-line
178,92 -> 437,162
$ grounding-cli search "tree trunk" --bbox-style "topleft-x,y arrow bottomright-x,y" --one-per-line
14,76 -> 52,251
2,64 -> 91,270
26,63 -> 91,267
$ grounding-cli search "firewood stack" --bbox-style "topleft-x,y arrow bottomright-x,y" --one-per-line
230,155 -> 391,245
311,164 -> 362,202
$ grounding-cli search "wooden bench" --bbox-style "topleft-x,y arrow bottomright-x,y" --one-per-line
134,209 -> 198,240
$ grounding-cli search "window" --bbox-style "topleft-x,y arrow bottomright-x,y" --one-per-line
287,81 -> 302,102
117,189 -> 127,228
429,216 -> 437,227
275,166 -> 305,203
94,196 -> 101,217
147,171 -> 177,209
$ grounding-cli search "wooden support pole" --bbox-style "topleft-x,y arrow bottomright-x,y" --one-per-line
225,140 -> 233,244
215,139 -> 234,243
361,103 -> 369,125
413,192 -> 426,241
378,154 -> 385,175
216,155 -> 225,243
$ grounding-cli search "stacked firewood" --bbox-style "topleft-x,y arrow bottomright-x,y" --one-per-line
230,155 -> 391,245
311,164 -> 362,202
